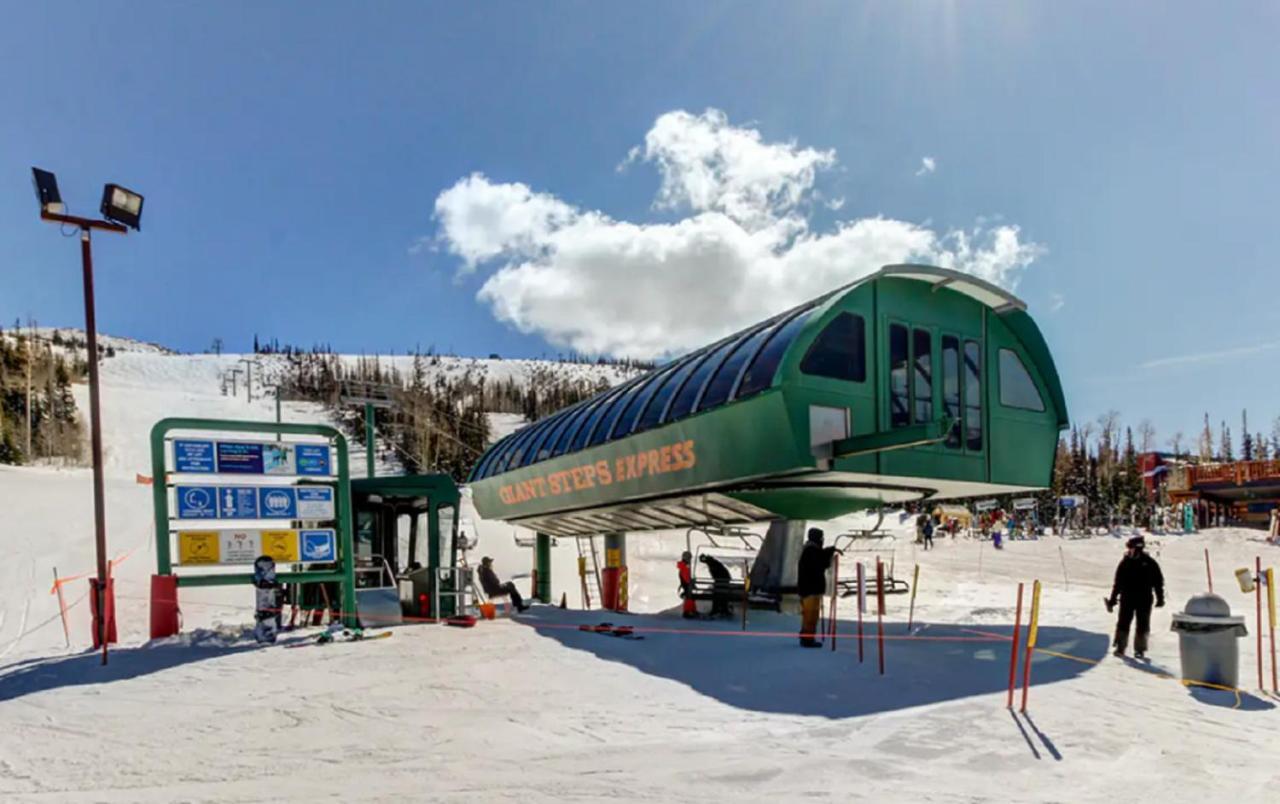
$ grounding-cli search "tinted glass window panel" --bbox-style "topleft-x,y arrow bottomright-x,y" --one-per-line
635,357 -> 699,433
533,408 -> 582,463
942,336 -> 962,448
572,387 -> 627,452
799,312 -> 866,383
889,324 -> 910,428
998,349 -> 1045,412
964,340 -> 983,451
736,308 -> 815,399
913,328 -> 932,424
666,339 -> 737,422
609,370 -> 670,439
589,380 -> 646,446
553,398 -> 602,457
498,425 -> 538,473
697,325 -> 773,411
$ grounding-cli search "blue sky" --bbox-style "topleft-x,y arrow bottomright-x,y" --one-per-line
2,2 -> 1277,445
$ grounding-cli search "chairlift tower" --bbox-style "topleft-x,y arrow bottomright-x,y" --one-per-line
339,379 -> 399,479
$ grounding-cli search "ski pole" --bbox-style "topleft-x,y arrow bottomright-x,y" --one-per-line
1204,548 -> 1213,594
907,564 -> 920,632
1258,557 -> 1265,690
53,567 -> 70,648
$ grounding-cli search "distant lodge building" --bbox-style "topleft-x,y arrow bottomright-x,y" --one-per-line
1140,453 -> 1280,528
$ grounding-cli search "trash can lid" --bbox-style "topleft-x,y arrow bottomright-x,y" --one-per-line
1183,593 -> 1232,618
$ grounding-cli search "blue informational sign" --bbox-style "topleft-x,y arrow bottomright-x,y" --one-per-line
218,487 -> 261,519
295,444 -> 333,476
299,529 -> 337,562
295,486 -> 335,519
173,440 -> 216,473
258,487 -> 298,519
217,442 -> 265,474
175,486 -> 218,519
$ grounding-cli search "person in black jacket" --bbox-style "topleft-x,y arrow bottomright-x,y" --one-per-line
797,527 -> 840,647
699,554 -> 734,617
1106,536 -> 1165,659
478,556 -> 529,613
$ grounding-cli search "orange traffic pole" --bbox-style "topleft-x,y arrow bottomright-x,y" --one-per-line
1006,582 -> 1024,708
1019,580 -> 1042,713
876,559 -> 886,675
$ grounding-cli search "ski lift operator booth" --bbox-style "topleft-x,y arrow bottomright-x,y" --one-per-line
148,418 -> 464,637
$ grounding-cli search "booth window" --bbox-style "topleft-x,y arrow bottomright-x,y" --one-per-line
889,324 -> 909,427
964,340 -> 983,450
942,335 -> 961,448
998,349 -> 1045,412
912,328 -> 932,423
736,307 -> 815,400
800,312 -> 866,383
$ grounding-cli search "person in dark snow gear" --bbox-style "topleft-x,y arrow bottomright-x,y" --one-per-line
478,556 -> 529,612
1106,536 -> 1165,659
677,551 -> 697,618
797,527 -> 840,647
922,518 -> 935,551
699,553 -> 734,617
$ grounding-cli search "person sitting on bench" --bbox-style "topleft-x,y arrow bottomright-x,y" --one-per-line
478,556 -> 529,613
699,553 -> 734,617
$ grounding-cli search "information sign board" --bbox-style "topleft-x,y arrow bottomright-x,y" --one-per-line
218,486 -> 261,519
173,440 -> 216,473
295,444 -> 332,476
261,529 -> 300,562
175,486 -> 218,519
216,442 -> 265,474
258,487 -> 298,519
300,529 -> 337,562
295,486 -> 335,519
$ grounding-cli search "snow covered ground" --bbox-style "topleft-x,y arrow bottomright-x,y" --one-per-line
2,348 -> 1279,802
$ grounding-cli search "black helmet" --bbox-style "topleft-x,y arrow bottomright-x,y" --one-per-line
481,556 -> 493,565
807,527 -> 824,544
1126,536 -> 1145,550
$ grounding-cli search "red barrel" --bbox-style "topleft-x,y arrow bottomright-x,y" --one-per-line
601,566 -> 629,611
149,574 -> 180,638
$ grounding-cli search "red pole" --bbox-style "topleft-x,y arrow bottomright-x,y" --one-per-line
1204,548 -> 1212,593
1020,580 -> 1041,713
1006,582 -> 1024,708
1268,568 -> 1277,693
1257,557 -> 1264,690
856,562 -> 865,663
876,559 -> 886,675
829,555 -> 839,651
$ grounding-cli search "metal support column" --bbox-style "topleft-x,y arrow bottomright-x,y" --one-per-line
535,532 -> 552,603
365,402 -> 375,479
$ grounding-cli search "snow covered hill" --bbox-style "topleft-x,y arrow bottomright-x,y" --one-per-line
1,340 -> 1279,802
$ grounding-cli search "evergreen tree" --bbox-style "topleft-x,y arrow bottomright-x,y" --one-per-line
1199,413 -> 1214,461
1242,410 -> 1252,460
1220,421 -> 1233,462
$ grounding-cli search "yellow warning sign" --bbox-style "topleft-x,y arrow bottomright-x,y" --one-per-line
177,531 -> 221,565
606,548 -> 621,568
260,530 -> 299,562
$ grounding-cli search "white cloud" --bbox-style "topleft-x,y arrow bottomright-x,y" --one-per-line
1048,292 -> 1066,313
430,109 -> 1044,359
1140,340 -> 1280,370
915,156 -> 937,176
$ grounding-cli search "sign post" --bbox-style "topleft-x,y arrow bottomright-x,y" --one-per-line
149,418 -> 356,628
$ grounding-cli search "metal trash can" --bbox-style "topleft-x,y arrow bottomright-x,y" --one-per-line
1170,593 -> 1248,688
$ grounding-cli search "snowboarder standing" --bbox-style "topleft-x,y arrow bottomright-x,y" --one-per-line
922,518 -> 935,551
1106,536 -> 1165,659
677,551 -> 697,618
700,553 -> 734,617
797,528 -> 839,648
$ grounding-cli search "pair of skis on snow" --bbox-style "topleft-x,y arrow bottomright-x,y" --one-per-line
578,622 -> 645,640
286,626 -> 393,648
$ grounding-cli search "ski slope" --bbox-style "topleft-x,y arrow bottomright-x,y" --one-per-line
2,346 -> 1279,802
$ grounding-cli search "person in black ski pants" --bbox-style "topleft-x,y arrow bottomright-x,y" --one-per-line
699,554 -> 734,617
1107,536 -> 1165,659
797,528 -> 840,647
922,518 -> 935,551
478,556 -> 529,612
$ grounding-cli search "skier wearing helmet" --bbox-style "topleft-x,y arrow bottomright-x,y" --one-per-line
1105,536 -> 1165,659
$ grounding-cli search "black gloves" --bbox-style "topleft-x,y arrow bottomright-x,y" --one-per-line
1104,597 -> 1115,613
1156,596 -> 1165,608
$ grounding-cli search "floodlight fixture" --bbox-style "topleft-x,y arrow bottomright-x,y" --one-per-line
31,167 -> 64,214
100,183 -> 144,230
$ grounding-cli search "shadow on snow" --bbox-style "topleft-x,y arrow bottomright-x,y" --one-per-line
0,629 -> 310,703
521,608 -> 1108,719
